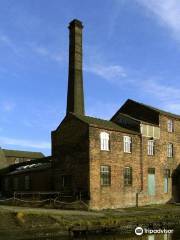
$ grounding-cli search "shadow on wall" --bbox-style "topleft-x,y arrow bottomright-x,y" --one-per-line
172,164 -> 180,203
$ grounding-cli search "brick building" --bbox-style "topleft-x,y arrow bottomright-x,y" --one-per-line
1,19 -> 180,209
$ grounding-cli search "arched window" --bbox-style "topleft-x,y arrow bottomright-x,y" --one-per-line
100,132 -> 110,151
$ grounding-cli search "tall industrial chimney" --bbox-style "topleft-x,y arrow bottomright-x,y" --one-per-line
66,19 -> 85,115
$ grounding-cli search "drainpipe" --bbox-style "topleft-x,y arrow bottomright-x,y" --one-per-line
136,133 -> 144,207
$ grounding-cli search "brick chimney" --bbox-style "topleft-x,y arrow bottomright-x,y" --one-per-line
66,19 -> 85,115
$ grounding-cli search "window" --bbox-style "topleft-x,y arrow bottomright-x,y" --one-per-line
123,136 -> 132,153
4,178 -> 9,191
167,143 -> 173,158
15,158 -> 20,164
124,167 -> 132,186
164,169 -> 170,193
25,175 -> 30,190
167,120 -> 173,132
148,168 -> 155,196
100,132 -> 110,151
141,124 -> 160,139
13,177 -> 18,190
100,165 -> 111,186
147,140 -> 154,156
61,175 -> 72,188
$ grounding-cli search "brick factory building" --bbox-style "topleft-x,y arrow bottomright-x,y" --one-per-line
1,19 -> 180,209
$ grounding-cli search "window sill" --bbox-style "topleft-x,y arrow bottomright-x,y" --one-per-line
100,185 -> 111,189
124,151 -> 132,154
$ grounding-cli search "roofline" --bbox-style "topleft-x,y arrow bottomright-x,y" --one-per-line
112,98 -> 180,121
73,113 -> 140,135
89,124 -> 140,135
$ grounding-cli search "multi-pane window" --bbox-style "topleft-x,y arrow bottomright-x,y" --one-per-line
100,165 -> 111,186
147,140 -> 154,156
15,158 -> 20,164
164,169 -> 170,193
148,168 -> 155,196
167,120 -> 173,132
167,143 -> 173,158
13,177 -> 18,191
4,178 -> 9,191
61,175 -> 72,188
141,124 -> 160,139
123,136 -> 132,153
124,167 -> 132,186
100,132 -> 110,151
25,175 -> 30,190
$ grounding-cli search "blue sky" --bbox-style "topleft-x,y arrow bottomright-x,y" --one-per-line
0,0 -> 180,156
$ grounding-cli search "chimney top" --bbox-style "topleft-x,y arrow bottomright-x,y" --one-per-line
68,19 -> 83,29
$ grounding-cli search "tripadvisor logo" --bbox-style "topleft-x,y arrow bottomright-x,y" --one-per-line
135,227 -> 144,236
135,226 -> 174,236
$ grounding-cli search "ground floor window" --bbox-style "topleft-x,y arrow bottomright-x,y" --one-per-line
4,178 -> 9,191
100,165 -> 111,186
124,167 -> 132,186
61,175 -> 72,188
13,177 -> 18,191
148,168 -> 155,196
25,175 -> 30,190
164,169 -> 170,193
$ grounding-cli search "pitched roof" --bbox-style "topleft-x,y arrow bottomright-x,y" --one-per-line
127,99 -> 180,119
2,149 -> 44,159
73,113 -> 139,135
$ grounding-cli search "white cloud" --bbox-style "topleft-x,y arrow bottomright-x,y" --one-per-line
0,136 -> 51,150
85,64 -> 127,82
0,33 -> 22,56
32,45 -> 63,63
136,0 -> 180,39
1,101 -> 16,112
132,77 -> 180,114
140,79 -> 180,102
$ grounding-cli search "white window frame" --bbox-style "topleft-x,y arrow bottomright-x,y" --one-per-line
124,167 -> 132,186
167,120 -> 173,132
100,132 -> 110,151
123,136 -> 132,153
147,140 -> 154,156
167,143 -> 173,158
100,165 -> 111,186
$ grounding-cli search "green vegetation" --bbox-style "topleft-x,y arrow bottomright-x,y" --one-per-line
0,204 -> 180,239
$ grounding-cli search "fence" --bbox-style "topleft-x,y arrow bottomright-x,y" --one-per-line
0,191 -> 89,210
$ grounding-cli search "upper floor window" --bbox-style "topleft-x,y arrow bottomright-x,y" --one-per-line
167,143 -> 173,158
100,165 -> 111,186
15,158 -> 20,164
123,136 -> 132,153
167,120 -> 173,132
148,140 -> 154,156
124,167 -> 132,186
141,124 -> 160,139
100,132 -> 109,151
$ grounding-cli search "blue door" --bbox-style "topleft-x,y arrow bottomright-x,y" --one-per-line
148,173 -> 155,196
